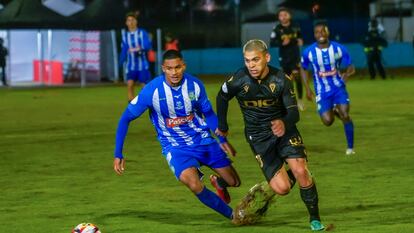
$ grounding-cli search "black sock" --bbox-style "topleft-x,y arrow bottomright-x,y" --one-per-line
216,176 -> 229,188
286,169 -> 296,188
300,183 -> 321,222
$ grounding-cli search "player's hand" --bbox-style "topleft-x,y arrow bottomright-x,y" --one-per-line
282,37 -> 290,46
305,89 -> 315,101
297,38 -> 304,47
220,141 -> 237,157
215,128 -> 228,137
113,158 -> 125,175
341,73 -> 349,82
271,119 -> 285,137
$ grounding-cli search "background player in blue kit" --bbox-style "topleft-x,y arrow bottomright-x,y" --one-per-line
300,21 -> 356,155
119,12 -> 152,102
113,50 -> 241,221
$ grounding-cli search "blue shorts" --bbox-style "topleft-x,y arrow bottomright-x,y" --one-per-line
163,142 -> 232,179
316,87 -> 350,115
126,70 -> 151,84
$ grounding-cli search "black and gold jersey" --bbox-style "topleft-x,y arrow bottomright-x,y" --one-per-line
217,66 -> 299,141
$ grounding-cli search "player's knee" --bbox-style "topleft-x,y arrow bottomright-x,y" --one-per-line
185,179 -> 204,193
227,176 -> 241,187
232,178 -> 241,187
270,183 -> 291,196
180,174 -> 204,193
322,117 -> 334,126
292,167 -> 312,186
341,113 -> 351,122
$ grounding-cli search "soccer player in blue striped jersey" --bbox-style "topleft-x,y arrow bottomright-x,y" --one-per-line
113,50 -> 241,221
119,12 -> 152,101
300,21 -> 356,155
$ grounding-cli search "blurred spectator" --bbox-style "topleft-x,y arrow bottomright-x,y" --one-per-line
270,8 -> 305,110
368,18 -> 385,37
0,38 -> 8,86
119,11 -> 152,101
363,21 -> 388,80
164,33 -> 180,51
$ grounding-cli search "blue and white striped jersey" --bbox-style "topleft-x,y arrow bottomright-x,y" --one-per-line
120,28 -> 152,72
301,41 -> 352,95
127,73 -> 216,152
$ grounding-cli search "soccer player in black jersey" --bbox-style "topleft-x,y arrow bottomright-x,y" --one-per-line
216,40 -> 324,231
270,8 -> 305,111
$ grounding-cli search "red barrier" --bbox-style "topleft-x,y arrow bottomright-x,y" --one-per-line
33,60 -> 63,85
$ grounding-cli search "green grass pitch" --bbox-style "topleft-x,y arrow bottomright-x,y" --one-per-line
0,78 -> 413,232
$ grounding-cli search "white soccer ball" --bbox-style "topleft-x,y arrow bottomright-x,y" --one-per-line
72,223 -> 101,233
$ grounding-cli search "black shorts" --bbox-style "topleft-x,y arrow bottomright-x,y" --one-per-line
279,56 -> 300,76
247,128 -> 307,181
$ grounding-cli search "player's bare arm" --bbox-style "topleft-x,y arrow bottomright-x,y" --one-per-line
300,67 -> 314,101
219,141 -> 237,157
297,38 -> 304,47
341,64 -> 355,82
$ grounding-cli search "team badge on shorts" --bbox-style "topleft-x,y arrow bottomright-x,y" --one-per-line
289,136 -> 303,146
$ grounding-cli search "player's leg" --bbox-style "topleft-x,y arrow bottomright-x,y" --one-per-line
203,142 -> 241,203
268,167 -> 292,195
375,52 -> 386,79
179,167 -> 233,219
279,129 -> 324,230
286,158 -> 324,231
367,53 -> 376,79
166,148 -> 233,219
317,94 -> 335,126
334,88 -> 354,154
337,103 -> 355,154
292,68 -> 304,111
1,65 -> 6,86
126,70 -> 139,102
211,166 -> 240,204
320,109 -> 335,126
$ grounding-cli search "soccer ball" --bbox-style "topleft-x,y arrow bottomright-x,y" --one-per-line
72,223 -> 101,233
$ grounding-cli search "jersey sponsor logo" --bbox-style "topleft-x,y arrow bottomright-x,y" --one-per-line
318,68 -> 338,77
166,114 -> 194,128
269,83 -> 276,93
243,99 -> 276,108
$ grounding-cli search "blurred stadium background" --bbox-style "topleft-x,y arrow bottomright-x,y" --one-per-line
0,0 -> 412,85
0,0 -> 413,232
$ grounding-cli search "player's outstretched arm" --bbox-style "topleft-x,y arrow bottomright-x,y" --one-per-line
201,104 -> 236,156
300,67 -> 314,101
113,108 -> 139,175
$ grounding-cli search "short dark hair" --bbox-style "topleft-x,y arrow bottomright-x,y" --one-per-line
163,50 -> 183,62
126,11 -> 139,20
277,7 -> 291,17
313,20 -> 328,29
